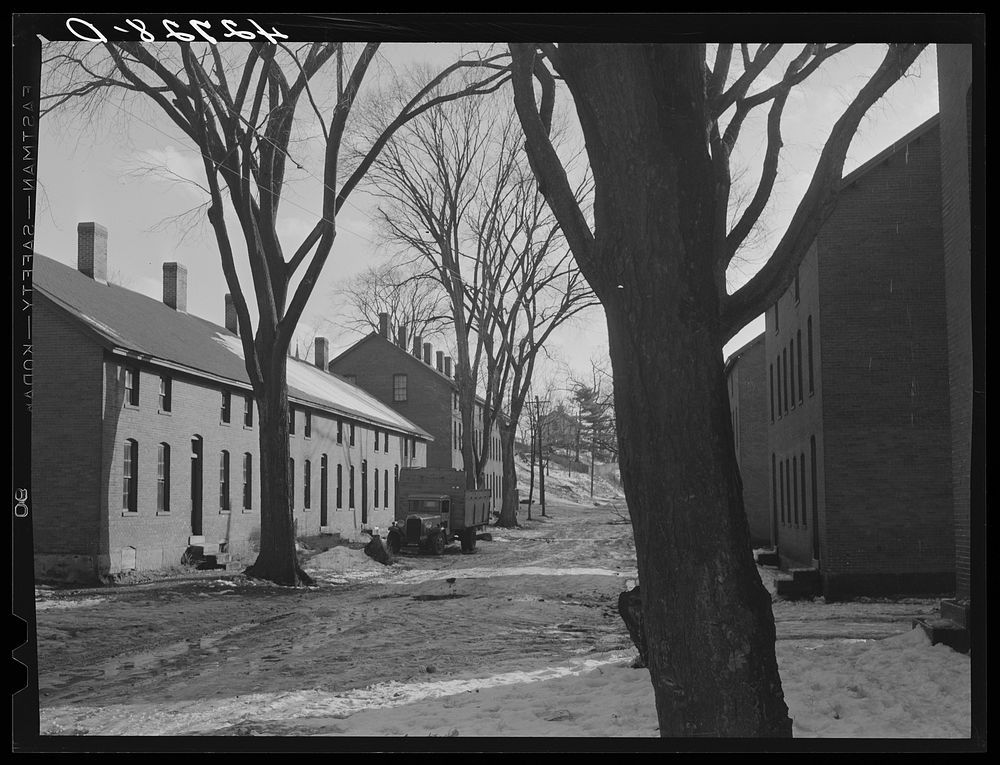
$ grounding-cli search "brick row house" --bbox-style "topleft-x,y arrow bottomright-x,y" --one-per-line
762,115 -> 953,598
32,226 -> 430,583
328,315 -> 504,509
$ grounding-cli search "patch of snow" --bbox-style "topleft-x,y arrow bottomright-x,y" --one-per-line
35,597 -> 107,611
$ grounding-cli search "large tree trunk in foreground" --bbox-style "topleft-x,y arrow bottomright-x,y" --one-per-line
245,359 -> 313,587
512,43 -> 790,736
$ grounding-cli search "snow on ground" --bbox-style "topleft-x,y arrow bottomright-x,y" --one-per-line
34,597 -> 108,612
41,631 -> 969,738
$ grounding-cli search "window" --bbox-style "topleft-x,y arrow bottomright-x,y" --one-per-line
221,390 -> 231,424
394,465 -> 399,507
320,455 -> 328,518
374,429 -> 380,452
792,455 -> 798,525
789,340 -> 795,406
304,411 -> 311,438
124,367 -> 139,406
393,374 -> 408,402
336,463 -> 343,509
123,439 -> 138,512
159,375 -> 172,412
785,458 -> 792,528
349,422 -> 356,446
242,453 -> 253,510
810,436 -> 818,527
304,460 -> 311,509
807,316 -> 814,394
349,465 -> 355,508
774,302 -> 779,334
337,419 -> 343,444
244,395 -> 253,427
779,459 -> 784,524
290,458 -> 295,509
782,348 -> 789,413
219,450 -> 230,512
800,452 -> 807,528
775,357 -> 782,418
797,329 -> 804,405
404,437 -> 409,458
289,406 -> 296,435
374,468 -> 379,508
769,364 -> 775,423
794,268 -> 800,304
771,453 -> 777,522
384,469 -> 389,508
157,443 -> 170,512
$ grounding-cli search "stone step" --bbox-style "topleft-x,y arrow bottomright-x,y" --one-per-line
912,617 -> 970,654
775,568 -> 822,599
188,535 -> 206,546
755,549 -> 779,567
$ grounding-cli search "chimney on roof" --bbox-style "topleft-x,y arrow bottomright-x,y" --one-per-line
423,342 -> 432,365
378,312 -> 389,339
224,294 -> 239,334
436,350 -> 444,372
314,337 -> 329,371
77,222 -> 108,284
162,262 -> 188,312
396,323 -> 407,349
444,356 -> 453,378
412,334 -> 422,358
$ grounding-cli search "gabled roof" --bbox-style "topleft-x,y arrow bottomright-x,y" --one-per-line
33,254 -> 431,439
840,114 -> 940,190
330,331 -> 460,389
724,331 -> 765,376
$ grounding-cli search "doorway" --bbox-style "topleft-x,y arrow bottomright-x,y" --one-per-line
191,435 -> 203,536
361,460 -> 368,525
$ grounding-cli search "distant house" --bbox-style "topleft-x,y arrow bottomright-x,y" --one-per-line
328,317 -> 504,508
32,226 -> 430,583
764,115 -> 953,599
724,333 -> 769,547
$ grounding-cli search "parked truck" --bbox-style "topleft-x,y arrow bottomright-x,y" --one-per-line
385,468 -> 491,555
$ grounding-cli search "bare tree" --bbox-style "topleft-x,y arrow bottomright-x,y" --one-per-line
43,41 -> 510,585
509,42 -> 926,736
333,260 -> 450,344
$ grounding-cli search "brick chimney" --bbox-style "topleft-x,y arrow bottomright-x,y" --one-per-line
378,312 -> 389,339
423,342 -> 432,365
314,337 -> 329,370
444,356 -> 453,378
162,262 -> 187,312
396,323 -> 407,349
77,222 -> 108,283
412,334 -> 422,358
436,350 -> 444,372
224,294 -> 238,334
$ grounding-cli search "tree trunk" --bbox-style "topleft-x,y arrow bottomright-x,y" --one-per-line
244,359 -> 313,587
495,420 -> 519,527
517,43 -> 792,737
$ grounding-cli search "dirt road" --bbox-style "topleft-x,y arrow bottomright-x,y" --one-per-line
34,501 -> 938,736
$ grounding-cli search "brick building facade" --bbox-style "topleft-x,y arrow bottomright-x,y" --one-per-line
328,319 -> 504,507
936,45 -> 973,605
724,333 -> 770,547
764,116 -> 953,599
32,227 -> 430,583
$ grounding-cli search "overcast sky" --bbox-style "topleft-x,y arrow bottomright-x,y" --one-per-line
33,41 -> 941,392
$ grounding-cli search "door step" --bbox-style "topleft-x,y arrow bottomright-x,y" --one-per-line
755,549 -> 779,567
912,617 -> 969,654
775,567 -> 822,600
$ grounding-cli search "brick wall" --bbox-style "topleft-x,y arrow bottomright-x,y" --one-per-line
331,335 -> 503,498
817,121 -> 953,596
31,297 -> 105,581
767,243 -> 826,570
937,44 -> 973,601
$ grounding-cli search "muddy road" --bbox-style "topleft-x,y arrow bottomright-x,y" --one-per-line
34,501 -> 937,736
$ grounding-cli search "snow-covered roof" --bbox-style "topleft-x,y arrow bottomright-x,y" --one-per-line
34,253 -> 431,439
